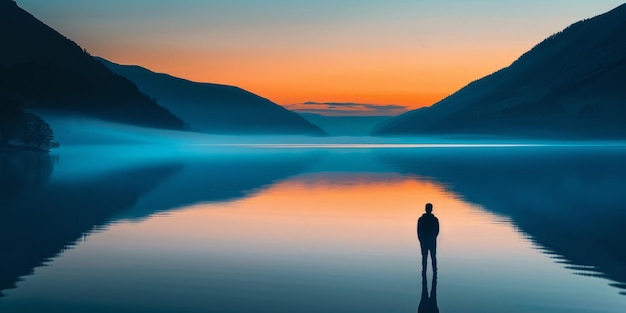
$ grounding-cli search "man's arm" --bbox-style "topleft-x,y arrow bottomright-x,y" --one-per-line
435,217 -> 440,237
417,218 -> 423,241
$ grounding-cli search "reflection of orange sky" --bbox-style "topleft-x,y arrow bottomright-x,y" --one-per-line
117,175 -> 528,257
101,45 -> 521,111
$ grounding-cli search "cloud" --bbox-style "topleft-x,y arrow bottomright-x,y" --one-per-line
286,102 -> 407,116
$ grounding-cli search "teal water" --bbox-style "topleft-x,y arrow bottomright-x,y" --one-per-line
1,145 -> 625,312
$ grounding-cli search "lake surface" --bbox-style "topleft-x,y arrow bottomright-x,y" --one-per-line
1,144 -> 626,312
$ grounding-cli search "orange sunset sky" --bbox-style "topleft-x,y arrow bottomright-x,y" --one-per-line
17,0 -> 625,115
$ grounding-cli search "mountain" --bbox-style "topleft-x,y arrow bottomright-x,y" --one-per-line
0,0 -> 184,130
375,4 -> 626,138
96,58 -> 326,135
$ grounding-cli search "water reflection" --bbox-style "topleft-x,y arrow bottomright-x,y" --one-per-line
0,174 -> 466,312
1,146 -> 625,312
0,152 -> 56,201
119,150 -> 321,220
378,146 -> 626,296
419,273 -> 438,313
0,149 -> 320,297
0,154 -> 182,297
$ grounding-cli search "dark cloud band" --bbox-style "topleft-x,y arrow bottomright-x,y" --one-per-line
287,102 -> 408,116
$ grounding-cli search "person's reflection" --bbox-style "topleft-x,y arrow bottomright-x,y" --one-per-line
417,203 -> 439,274
418,272 -> 439,313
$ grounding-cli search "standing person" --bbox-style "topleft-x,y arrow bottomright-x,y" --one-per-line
418,203 -> 439,274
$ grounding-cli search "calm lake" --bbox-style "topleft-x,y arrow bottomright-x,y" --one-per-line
1,144 -> 625,312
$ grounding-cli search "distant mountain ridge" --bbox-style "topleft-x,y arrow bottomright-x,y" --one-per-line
0,0 -> 184,129
97,58 -> 326,135
297,113 -> 391,136
375,4 -> 626,138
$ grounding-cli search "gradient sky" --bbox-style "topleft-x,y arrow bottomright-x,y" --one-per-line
16,0 -> 625,114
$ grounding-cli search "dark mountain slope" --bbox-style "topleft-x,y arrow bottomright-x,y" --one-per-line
375,4 -> 626,138
97,58 -> 326,135
0,0 -> 184,129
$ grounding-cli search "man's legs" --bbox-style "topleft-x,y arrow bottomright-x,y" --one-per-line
430,242 -> 437,273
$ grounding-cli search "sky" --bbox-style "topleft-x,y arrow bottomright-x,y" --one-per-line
16,0 -> 626,115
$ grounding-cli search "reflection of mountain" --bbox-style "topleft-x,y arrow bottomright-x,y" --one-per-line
0,150 -> 319,296
0,160 -> 182,297
120,151 -> 321,220
96,58 -> 326,136
379,147 -> 626,295
375,4 -> 626,138
0,1 -> 184,129
0,151 -> 56,201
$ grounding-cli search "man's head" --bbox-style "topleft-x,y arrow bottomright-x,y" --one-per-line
425,203 -> 433,213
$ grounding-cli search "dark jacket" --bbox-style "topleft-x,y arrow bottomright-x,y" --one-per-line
418,213 -> 439,243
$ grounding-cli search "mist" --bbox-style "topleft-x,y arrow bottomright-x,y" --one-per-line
45,115 -> 626,149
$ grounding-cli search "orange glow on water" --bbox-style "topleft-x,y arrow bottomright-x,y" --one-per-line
121,175 -> 527,257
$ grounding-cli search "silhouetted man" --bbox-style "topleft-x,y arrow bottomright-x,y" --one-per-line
418,203 -> 439,274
